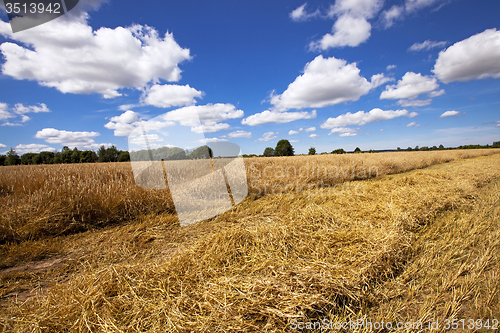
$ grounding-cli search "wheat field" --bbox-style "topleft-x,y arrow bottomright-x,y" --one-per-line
1,149 -> 500,331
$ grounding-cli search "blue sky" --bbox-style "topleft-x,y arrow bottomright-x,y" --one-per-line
0,0 -> 499,155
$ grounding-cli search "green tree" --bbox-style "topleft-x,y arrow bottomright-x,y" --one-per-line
80,150 -> 98,163
0,155 -> 6,166
492,141 -> 500,148
331,148 -> 346,154
308,147 -> 316,155
98,146 -> 119,162
5,149 -> 20,166
71,148 -> 81,163
61,146 -> 72,163
263,147 -> 275,157
39,151 -> 55,164
118,151 -> 130,162
439,144 -> 445,150
275,139 -> 294,156
354,147 -> 362,153
21,153 -> 37,165
189,145 -> 212,159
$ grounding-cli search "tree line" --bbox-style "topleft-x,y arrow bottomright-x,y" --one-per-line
0,146 -> 130,166
0,145 -> 216,166
1,140 -> 499,166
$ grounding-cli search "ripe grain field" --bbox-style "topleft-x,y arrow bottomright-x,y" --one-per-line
0,149 -> 499,332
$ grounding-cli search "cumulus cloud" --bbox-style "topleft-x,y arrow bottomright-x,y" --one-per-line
386,64 -> 397,71
288,127 -> 316,135
0,17 -> 191,98
309,0 -> 383,50
142,84 -> 203,108
0,103 -> 13,120
227,130 -> 252,139
290,3 -> 320,21
241,110 -> 316,126
257,132 -> 278,142
35,128 -> 112,150
14,144 -> 57,154
270,55 -> 388,111
407,121 -> 420,127
381,5 -> 404,28
327,127 -> 359,136
0,102 -> 51,125
191,123 -> 231,134
381,0 -> 447,28
104,110 -> 175,137
405,0 -> 443,12
0,143 -> 6,148
440,110 -> 461,118
380,72 -> 442,100
321,108 -> 416,129
163,103 -> 244,133
433,29 -> 500,83
409,40 -> 447,52
309,133 -> 319,139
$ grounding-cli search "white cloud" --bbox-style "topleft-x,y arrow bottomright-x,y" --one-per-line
409,40 -> 447,52
328,127 -> 359,136
227,130 -> 252,139
242,110 -> 316,126
14,144 -> 57,154
191,123 -> 231,134
0,17 -> 191,98
257,132 -> 278,142
289,127 -> 316,135
381,5 -> 404,28
309,133 -> 319,139
398,99 -> 432,107
290,3 -> 320,21
439,110 -> 461,118
163,103 -> 244,133
0,143 -> 6,148
104,110 -> 175,137
433,29 -> 500,83
311,15 -> 372,50
270,56 -> 386,111
381,0 -> 447,29
0,102 -> 50,125
321,108 -> 413,128
380,72 -> 441,100
340,132 -> 358,137
203,137 -> 228,143
405,0 -> 443,12
35,128 -> 111,150
429,89 -> 445,97
497,121 -> 500,128
0,103 -> 13,120
142,84 -> 203,108
13,103 -> 50,114
310,0 -> 383,50
129,134 -> 164,147
386,64 -> 397,71
289,139 -> 300,143
407,121 -> 420,127
1,122 -> 22,127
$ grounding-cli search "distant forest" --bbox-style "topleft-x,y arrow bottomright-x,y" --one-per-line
0,141 -> 499,166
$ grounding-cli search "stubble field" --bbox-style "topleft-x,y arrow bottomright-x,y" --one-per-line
1,149 -> 499,332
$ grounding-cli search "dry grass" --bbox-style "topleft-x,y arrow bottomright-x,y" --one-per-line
0,150 -> 499,332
